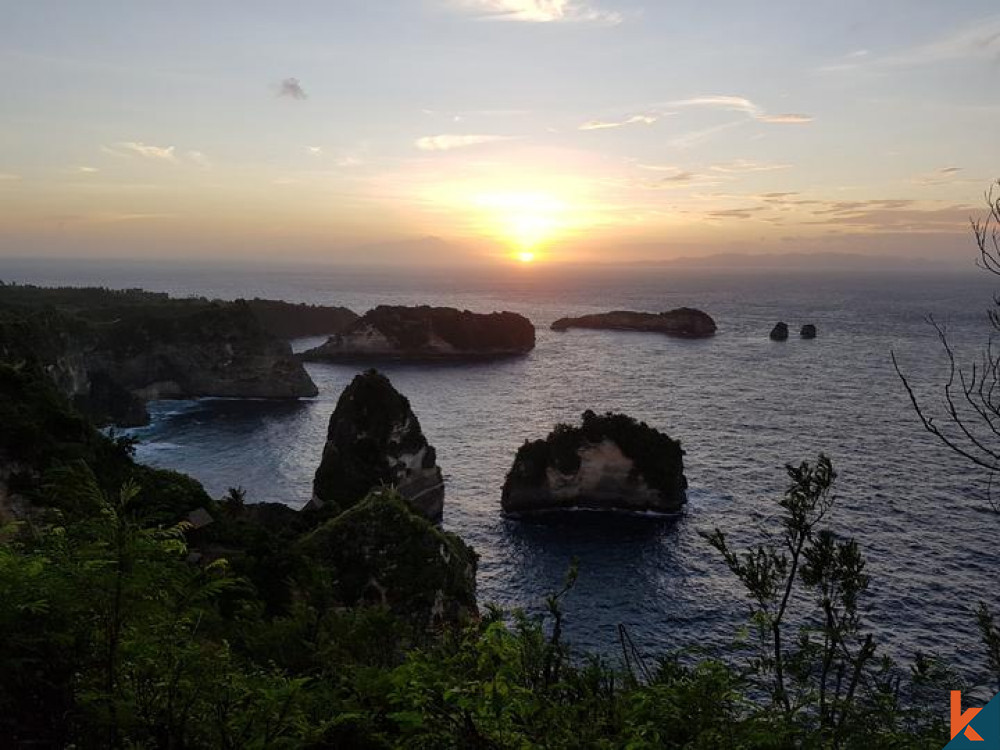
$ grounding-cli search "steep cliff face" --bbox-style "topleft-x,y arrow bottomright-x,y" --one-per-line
502,410 -> 687,515
551,308 -> 717,338
301,490 -> 477,627
0,296 -> 317,426
301,305 -> 535,362
86,303 -> 318,404
311,369 -> 445,520
243,298 -> 358,339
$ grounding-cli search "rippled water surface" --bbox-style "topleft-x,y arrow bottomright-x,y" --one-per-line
8,260 -> 1000,673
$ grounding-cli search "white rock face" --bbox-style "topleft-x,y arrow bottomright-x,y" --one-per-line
540,440 -> 663,508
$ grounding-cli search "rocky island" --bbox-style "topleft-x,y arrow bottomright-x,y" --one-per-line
770,322 -> 789,341
310,369 -> 445,520
550,307 -> 716,338
0,284 -> 320,426
300,305 -> 535,362
502,410 -> 688,515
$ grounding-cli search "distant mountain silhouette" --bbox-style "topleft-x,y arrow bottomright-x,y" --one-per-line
624,251 -> 949,271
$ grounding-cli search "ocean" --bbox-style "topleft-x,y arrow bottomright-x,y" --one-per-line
5,257 -> 999,676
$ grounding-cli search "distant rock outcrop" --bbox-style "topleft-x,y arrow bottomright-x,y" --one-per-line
301,490 -> 477,627
551,308 -> 717,339
502,410 -> 687,515
800,324 -> 817,339
244,298 -> 358,339
310,369 -> 445,520
770,322 -> 789,341
300,305 -> 535,362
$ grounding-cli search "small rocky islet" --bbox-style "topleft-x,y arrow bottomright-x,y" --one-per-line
770,321 -> 817,340
551,307 -> 717,338
502,410 -> 688,516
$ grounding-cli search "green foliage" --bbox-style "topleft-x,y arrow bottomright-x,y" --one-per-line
0,363 -> 965,748
301,489 -> 478,626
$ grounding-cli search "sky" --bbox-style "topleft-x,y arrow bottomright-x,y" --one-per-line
1,0 -> 999,267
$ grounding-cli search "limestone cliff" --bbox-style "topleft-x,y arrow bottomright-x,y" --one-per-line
0,291 -> 318,426
310,369 -> 445,520
551,307 -> 717,338
300,305 -> 535,362
502,410 -> 687,515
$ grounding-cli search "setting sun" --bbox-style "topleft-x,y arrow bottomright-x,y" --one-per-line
473,191 -> 567,256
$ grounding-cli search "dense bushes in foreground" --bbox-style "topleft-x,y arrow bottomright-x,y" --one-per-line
0,354 -> 991,748
4,454 -> 983,748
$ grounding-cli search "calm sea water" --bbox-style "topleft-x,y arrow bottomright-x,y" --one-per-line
6,258 -> 1000,676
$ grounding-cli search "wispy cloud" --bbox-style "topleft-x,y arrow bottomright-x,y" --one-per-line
912,166 -> 965,186
101,143 -> 210,167
415,134 -> 514,151
579,113 -> 659,130
821,16 -> 1000,72
0,172 -> 21,181
277,77 -> 308,100
671,95 -> 813,124
710,159 -> 793,173
455,0 -> 621,25
804,200 -> 973,233
885,16 -> 1000,66
307,146 -> 324,155
187,150 -> 211,168
669,121 -> 744,149
77,166 -> 100,174
103,142 -> 178,162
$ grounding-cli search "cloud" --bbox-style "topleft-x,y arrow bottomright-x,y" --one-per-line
579,113 -> 659,130
101,143 -> 209,166
756,113 -> 813,124
278,77 -> 308,100
820,17 -> 1000,71
454,0 -> 621,25
804,200 -> 974,233
669,120 -> 744,149
415,134 -> 514,151
627,166 -> 721,190
77,166 -> 100,174
708,207 -> 767,220
710,159 -> 793,173
307,146 -> 324,155
103,142 -> 178,162
885,16 -> 1000,66
671,95 -> 813,124
0,172 -> 21,181
187,150 -> 211,168
912,166 -> 965,186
